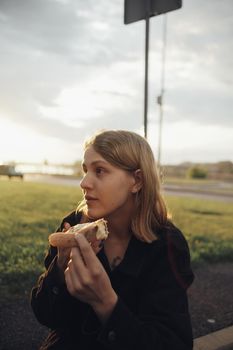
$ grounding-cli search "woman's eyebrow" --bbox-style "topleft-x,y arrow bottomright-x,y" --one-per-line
82,160 -> 109,168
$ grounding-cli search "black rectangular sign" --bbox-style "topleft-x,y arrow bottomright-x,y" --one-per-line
124,0 -> 182,24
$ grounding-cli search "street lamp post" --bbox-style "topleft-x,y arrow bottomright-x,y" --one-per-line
157,15 -> 167,167
124,0 -> 182,139
144,0 -> 150,139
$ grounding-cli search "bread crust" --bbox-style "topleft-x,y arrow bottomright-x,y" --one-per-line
49,219 -> 108,248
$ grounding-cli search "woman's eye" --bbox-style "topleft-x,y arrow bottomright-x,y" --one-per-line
82,165 -> 87,174
96,167 -> 105,175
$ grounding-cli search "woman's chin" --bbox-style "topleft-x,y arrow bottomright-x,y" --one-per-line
86,209 -> 103,220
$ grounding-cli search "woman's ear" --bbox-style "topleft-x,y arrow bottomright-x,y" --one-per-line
132,169 -> 143,193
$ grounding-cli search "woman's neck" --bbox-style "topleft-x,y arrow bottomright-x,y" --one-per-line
106,215 -> 132,241
103,217 -> 132,270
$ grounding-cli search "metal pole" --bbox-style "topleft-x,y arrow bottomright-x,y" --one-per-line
157,15 -> 167,167
144,1 -> 150,139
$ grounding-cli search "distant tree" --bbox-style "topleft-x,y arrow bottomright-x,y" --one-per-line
217,161 -> 233,173
187,166 -> 207,179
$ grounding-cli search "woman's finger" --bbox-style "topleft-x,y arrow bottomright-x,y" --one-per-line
65,252 -> 90,297
91,240 -> 103,254
64,265 -> 81,297
69,246 -> 87,275
75,234 -> 99,268
62,222 -> 71,232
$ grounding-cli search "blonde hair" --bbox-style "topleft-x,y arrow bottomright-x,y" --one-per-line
77,130 -> 168,242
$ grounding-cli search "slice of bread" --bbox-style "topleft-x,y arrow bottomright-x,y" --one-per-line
49,219 -> 109,248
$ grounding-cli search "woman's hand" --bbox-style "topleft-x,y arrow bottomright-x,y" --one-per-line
64,234 -> 118,323
57,222 -> 72,271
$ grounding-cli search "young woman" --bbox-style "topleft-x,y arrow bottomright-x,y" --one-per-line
31,130 -> 194,350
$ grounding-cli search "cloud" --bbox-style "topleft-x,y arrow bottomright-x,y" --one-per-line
149,121 -> 233,164
166,0 -> 233,85
0,0 -> 85,56
0,0 -> 232,163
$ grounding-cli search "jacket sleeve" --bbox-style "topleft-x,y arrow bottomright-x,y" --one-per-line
30,211 -> 86,329
96,229 -> 194,350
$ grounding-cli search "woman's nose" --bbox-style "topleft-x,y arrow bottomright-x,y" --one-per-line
80,173 -> 93,190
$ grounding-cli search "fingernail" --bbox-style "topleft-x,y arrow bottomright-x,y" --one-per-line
64,222 -> 70,229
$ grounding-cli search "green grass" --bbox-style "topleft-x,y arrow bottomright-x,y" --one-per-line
0,179 -> 233,299
0,180 -> 81,299
165,196 -> 233,265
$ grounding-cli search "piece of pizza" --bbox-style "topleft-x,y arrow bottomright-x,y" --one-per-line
49,218 -> 109,248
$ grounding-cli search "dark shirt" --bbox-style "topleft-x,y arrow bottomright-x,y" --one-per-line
31,211 -> 194,350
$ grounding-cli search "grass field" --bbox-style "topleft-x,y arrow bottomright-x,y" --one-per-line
0,179 -> 233,299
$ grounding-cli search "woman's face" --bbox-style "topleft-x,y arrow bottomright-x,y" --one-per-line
80,146 -> 136,221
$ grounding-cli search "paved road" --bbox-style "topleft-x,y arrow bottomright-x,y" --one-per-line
25,174 -> 81,187
163,188 -> 233,202
24,174 -> 233,202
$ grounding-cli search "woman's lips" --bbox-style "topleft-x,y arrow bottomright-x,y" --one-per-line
85,196 -> 98,204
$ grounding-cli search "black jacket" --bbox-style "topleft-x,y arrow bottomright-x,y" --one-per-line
31,211 -> 194,350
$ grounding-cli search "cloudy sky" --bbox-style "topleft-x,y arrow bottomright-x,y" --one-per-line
0,0 -> 232,165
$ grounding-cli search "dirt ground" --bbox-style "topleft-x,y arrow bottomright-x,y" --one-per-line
0,262 -> 233,350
